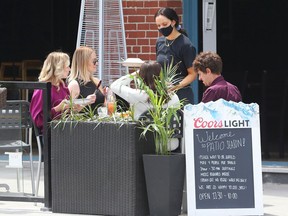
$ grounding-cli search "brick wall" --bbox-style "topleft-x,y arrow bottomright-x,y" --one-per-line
122,0 -> 183,61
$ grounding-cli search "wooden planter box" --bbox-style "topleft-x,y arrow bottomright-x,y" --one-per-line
51,121 -> 154,216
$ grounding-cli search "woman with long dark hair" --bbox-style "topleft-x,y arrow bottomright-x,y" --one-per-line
110,61 -> 179,120
155,7 -> 197,104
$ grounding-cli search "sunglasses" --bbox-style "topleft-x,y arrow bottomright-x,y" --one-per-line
93,59 -> 99,65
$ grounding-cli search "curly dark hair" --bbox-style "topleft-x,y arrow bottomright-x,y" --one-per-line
193,51 -> 223,75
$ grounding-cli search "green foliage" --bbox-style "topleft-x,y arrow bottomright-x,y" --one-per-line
52,60 -> 183,153
137,61 -> 183,155
51,96 -> 133,130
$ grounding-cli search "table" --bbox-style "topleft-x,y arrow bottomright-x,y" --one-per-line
51,121 -> 154,216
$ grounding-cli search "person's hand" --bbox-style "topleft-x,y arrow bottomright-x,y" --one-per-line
53,99 -> 69,112
103,87 -> 109,96
131,70 -> 139,76
53,99 -> 85,113
166,81 -> 173,89
86,94 -> 96,104
72,104 -> 84,112
168,84 -> 181,92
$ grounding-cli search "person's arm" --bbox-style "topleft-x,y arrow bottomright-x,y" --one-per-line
110,73 -> 147,104
68,79 -> 80,99
52,100 -> 69,113
31,89 -> 65,126
30,89 -> 44,129
170,40 -> 197,91
169,67 -> 197,91
178,67 -> 197,89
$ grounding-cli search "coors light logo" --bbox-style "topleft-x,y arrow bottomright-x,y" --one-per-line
194,117 -> 249,129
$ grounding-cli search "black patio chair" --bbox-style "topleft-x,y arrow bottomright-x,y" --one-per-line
0,100 -> 41,195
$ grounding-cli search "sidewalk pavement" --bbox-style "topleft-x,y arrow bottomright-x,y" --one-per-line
0,182 -> 287,216
0,162 -> 288,216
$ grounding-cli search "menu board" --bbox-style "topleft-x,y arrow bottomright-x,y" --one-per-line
194,128 -> 254,209
184,99 -> 263,216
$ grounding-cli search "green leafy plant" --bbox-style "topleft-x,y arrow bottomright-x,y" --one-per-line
136,61 -> 184,155
52,96 -> 134,130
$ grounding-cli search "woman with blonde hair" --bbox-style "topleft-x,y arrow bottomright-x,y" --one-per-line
68,46 -> 105,112
30,51 -> 74,132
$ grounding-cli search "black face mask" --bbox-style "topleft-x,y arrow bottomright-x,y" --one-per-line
158,25 -> 173,37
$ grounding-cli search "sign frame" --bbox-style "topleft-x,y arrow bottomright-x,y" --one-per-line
184,99 -> 263,216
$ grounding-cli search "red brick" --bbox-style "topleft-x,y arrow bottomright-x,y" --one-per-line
150,54 -> 156,61
128,31 -> 146,38
126,1 -> 144,7
137,38 -> 150,45
146,31 -> 159,38
144,1 -> 159,8
132,46 -> 141,53
149,23 -> 157,30
142,46 -> 151,53
138,23 -> 150,30
159,1 -> 182,8
128,16 -> 145,23
123,8 -> 138,15
134,8 -> 150,15
178,15 -> 183,23
125,23 -> 137,31
126,38 -> 137,45
150,38 -> 158,45
126,46 -> 132,53
150,8 -> 159,16
175,8 -> 183,16
146,16 -> 156,22
122,0 -> 184,60
138,54 -> 153,61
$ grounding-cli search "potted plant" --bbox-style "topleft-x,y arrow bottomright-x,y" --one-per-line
136,62 -> 186,216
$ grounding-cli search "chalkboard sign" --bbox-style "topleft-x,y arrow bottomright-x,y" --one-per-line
184,99 -> 263,216
194,128 -> 254,209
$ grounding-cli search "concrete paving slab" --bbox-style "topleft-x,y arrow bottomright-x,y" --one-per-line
0,163 -> 288,216
0,183 -> 287,216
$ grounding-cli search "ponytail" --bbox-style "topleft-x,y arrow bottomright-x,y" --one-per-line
176,24 -> 188,37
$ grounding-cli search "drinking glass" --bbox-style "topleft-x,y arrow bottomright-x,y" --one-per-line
97,106 -> 108,117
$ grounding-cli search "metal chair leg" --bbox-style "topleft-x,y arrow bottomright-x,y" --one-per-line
35,135 -> 42,197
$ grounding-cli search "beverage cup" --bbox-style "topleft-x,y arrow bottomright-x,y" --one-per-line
107,102 -> 116,116
97,106 -> 108,117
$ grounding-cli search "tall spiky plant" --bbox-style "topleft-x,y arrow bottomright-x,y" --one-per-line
136,60 -> 183,155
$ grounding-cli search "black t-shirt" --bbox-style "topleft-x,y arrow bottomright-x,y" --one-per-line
156,34 -> 196,86
156,34 -> 196,104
